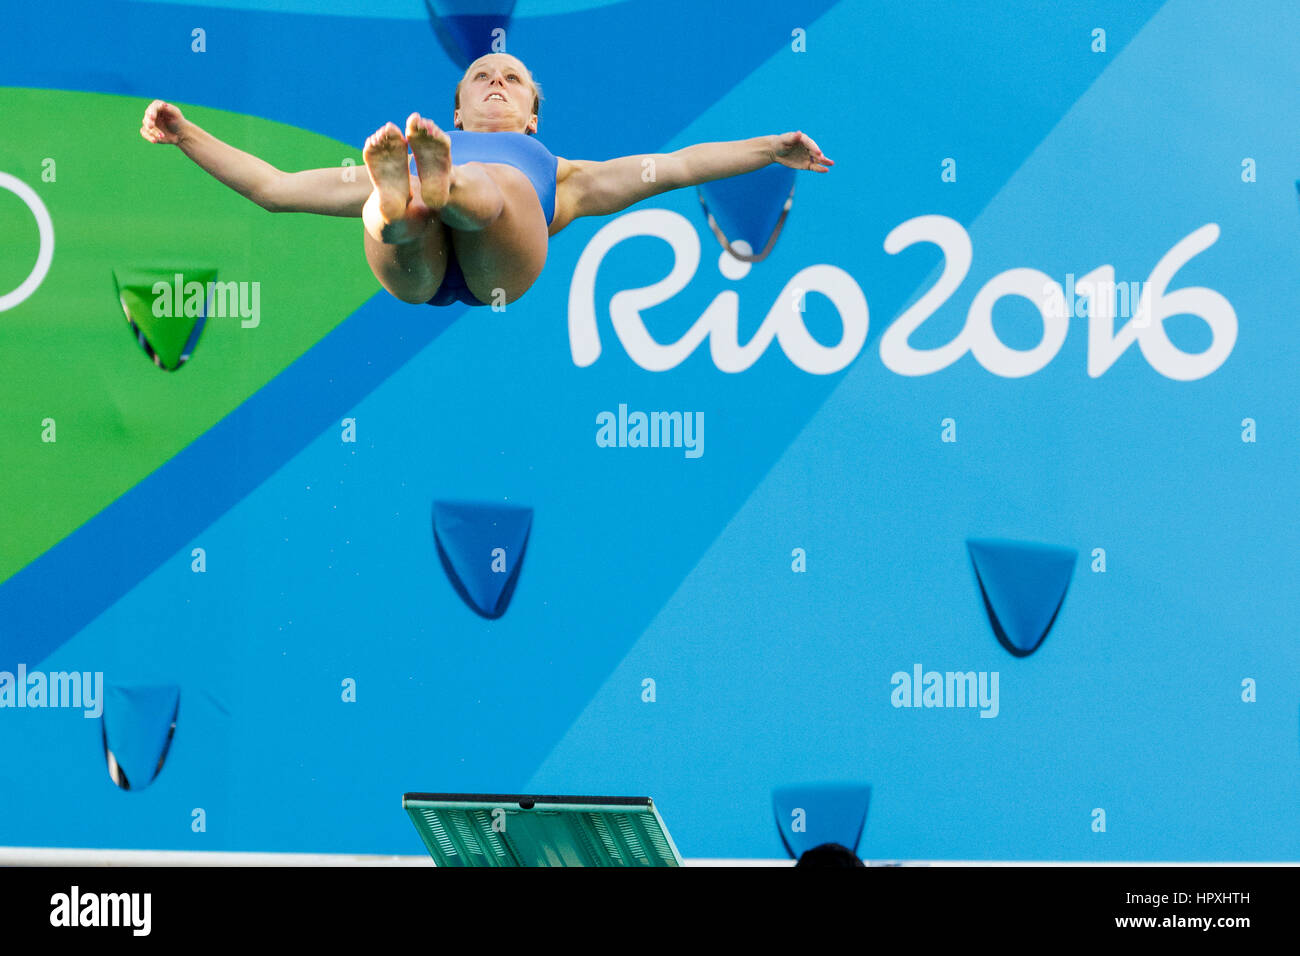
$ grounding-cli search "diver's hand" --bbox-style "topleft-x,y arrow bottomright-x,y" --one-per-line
771,131 -> 833,172
141,100 -> 188,145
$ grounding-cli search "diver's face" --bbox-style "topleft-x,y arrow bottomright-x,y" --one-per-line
455,54 -> 537,133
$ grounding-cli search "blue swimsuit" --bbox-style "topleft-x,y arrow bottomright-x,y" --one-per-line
426,131 -> 558,308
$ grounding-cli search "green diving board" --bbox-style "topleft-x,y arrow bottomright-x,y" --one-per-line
402,793 -> 683,867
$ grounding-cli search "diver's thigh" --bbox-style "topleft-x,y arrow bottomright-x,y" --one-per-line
451,163 -> 549,304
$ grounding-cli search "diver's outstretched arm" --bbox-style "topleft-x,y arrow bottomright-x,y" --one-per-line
140,99 -> 371,216
560,131 -> 832,220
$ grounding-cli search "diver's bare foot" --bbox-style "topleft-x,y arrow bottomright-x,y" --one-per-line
363,122 -> 411,224
406,112 -> 452,210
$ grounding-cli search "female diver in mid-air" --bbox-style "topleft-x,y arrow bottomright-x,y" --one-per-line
140,52 -> 833,308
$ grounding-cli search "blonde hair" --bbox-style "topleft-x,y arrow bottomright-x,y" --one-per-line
454,62 -> 543,135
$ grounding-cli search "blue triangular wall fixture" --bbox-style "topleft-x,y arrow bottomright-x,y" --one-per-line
101,683 -> 180,791
425,0 -> 516,69
967,538 -> 1078,657
698,164 -> 796,261
432,500 -> 533,619
772,782 -> 871,859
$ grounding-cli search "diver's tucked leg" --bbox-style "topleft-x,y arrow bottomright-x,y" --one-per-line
362,198 -> 448,304
362,123 -> 448,303
407,113 -> 504,232
452,163 -> 549,305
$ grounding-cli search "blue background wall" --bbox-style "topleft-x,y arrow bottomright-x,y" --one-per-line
0,0 -> 1297,860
